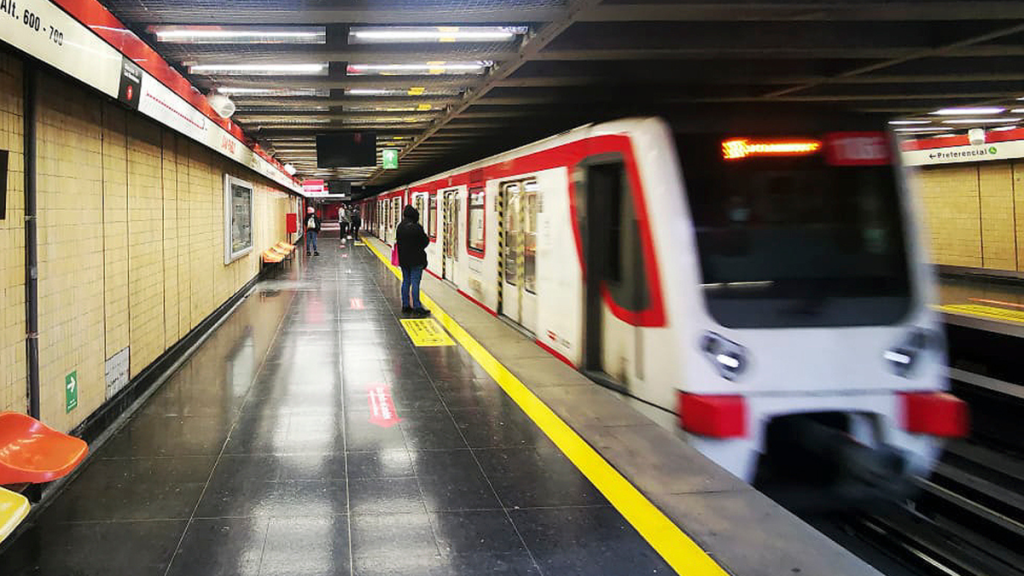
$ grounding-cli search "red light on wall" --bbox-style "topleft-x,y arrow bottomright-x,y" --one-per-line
722,138 -> 822,160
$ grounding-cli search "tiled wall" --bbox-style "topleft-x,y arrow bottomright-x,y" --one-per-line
0,50 -> 297,431
0,52 -> 26,413
914,162 -> 1023,271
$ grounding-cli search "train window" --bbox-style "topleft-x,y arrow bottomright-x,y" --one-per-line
503,183 -> 520,286
675,132 -> 911,328
414,195 -> 425,229
523,180 -> 538,294
467,187 -> 486,256
586,163 -> 649,312
429,194 -> 438,240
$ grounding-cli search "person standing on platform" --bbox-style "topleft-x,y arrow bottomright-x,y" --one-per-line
397,204 -> 430,316
350,208 -> 362,239
305,206 -> 321,256
339,207 -> 350,237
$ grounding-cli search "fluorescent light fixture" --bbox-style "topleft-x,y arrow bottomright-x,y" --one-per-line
349,26 -> 525,44
346,62 -> 489,75
893,127 -> 954,133
930,107 -> 1006,116
888,120 -> 931,125
239,118 -> 331,125
1010,109 -> 1024,114
344,87 -> 451,97
991,125 -> 1019,131
216,87 -> 328,97
238,105 -> 330,112
189,63 -> 327,75
941,118 -> 1020,124
151,26 -> 325,44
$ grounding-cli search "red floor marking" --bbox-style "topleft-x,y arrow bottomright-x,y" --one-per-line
368,384 -> 400,428
350,298 -> 364,310
968,297 -> 1024,310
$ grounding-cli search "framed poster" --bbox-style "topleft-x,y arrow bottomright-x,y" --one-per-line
224,174 -> 254,264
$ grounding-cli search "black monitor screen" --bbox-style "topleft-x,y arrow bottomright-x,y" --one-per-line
328,180 -> 351,195
317,133 -> 376,167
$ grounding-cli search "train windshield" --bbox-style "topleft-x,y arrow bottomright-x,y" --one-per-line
675,132 -> 912,328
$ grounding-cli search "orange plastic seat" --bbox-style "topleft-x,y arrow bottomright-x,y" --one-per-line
0,412 -> 88,484
0,487 -> 29,543
274,242 -> 295,254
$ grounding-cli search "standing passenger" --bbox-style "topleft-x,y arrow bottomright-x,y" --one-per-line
397,205 -> 430,316
339,207 -> 350,237
305,206 -> 321,256
351,209 -> 362,239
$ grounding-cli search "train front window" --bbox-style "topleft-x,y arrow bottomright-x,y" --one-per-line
676,132 -> 912,328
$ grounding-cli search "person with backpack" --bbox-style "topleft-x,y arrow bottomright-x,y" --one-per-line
304,206 -> 321,256
396,204 -> 430,315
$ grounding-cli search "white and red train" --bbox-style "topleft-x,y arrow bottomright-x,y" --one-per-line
358,116 -> 967,495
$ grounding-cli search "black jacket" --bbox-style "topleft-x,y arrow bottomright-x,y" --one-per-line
351,213 -> 361,227
304,214 -> 321,233
396,219 -> 429,268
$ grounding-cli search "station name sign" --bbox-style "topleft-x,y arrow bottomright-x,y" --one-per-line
0,0 -> 302,194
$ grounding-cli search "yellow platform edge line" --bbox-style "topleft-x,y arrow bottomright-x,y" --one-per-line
364,239 -> 727,576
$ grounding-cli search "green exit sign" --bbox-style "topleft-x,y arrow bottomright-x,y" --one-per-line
382,149 -> 399,170
65,370 -> 78,413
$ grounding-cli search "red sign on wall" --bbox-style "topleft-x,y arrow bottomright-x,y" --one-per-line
286,213 -> 298,234
368,384 -> 401,428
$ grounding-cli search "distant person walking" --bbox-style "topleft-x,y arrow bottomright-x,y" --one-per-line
305,206 -> 321,256
350,208 -> 362,238
396,204 -> 430,316
339,208 -> 350,237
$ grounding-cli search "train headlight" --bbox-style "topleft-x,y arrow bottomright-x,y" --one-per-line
701,332 -> 747,381
885,328 -> 939,378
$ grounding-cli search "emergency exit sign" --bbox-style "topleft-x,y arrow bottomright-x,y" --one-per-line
65,370 -> 78,413
382,149 -> 399,169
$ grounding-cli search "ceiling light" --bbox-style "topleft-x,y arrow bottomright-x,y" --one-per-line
346,62 -> 488,75
189,63 -> 327,76
930,107 -> 1006,116
349,26 -> 524,44
888,120 -> 931,125
216,87 -> 328,97
893,127 -> 954,133
941,118 -> 1020,124
151,26 -> 325,44
991,125 -> 1019,131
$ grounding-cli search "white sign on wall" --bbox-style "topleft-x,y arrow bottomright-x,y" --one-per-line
1,0 -> 302,194
902,140 -> 1024,167
224,174 -> 254,264
104,346 -> 130,399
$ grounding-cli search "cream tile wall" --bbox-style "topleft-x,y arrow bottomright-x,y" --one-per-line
914,162 -> 1022,271
0,51 -> 26,414
0,55 -> 296,431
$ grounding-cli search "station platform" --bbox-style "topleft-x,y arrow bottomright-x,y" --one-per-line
939,273 -> 1024,337
0,232 -> 876,576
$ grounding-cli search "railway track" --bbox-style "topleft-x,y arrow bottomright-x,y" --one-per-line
806,359 -> 1024,576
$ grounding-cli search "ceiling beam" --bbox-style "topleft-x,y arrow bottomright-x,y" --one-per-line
129,7 -> 565,25
364,0 -> 605,185
578,3 -> 1024,22
764,22 -> 1024,98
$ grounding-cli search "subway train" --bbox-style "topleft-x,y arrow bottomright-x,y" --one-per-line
358,114 -> 968,500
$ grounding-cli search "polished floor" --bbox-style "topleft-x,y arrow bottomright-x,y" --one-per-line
0,232 -> 671,576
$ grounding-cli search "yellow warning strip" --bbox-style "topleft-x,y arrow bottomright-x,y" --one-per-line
400,318 -> 456,346
937,303 -> 1024,324
364,240 -> 727,576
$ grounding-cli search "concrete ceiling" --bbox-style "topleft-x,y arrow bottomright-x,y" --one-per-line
100,0 -> 1024,194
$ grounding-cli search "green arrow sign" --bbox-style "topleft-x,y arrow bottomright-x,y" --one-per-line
65,370 -> 78,413
382,149 -> 399,170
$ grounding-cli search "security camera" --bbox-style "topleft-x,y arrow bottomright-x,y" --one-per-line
208,93 -> 236,119
969,128 -> 986,146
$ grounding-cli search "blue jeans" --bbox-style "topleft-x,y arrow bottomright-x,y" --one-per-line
401,266 -> 424,309
306,231 -> 318,253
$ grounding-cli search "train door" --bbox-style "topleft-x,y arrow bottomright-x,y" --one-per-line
578,159 -> 644,390
391,197 -> 401,243
442,189 -> 459,283
499,179 -> 539,333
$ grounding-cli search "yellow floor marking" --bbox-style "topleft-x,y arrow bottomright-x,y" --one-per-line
364,240 -> 726,576
938,303 -> 1024,324
400,318 -> 456,346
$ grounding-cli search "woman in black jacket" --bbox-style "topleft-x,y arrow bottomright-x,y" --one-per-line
396,204 -> 430,315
